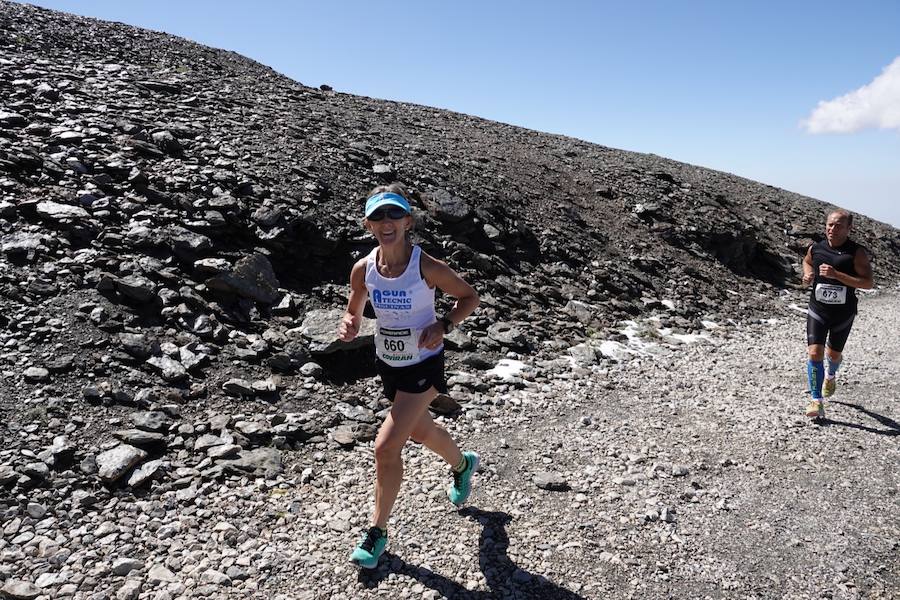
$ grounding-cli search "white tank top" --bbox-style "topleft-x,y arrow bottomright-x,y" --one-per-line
365,245 -> 441,366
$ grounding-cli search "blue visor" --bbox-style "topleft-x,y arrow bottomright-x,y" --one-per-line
365,192 -> 410,218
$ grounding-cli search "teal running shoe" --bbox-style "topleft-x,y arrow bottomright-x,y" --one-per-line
448,451 -> 480,506
349,526 -> 387,569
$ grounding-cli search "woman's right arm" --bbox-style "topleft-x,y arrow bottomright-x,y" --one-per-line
338,258 -> 368,341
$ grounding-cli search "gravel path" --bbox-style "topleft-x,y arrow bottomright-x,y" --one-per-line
264,291 -> 898,599
2,292 -> 897,600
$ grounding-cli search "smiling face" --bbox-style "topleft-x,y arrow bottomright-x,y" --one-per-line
825,211 -> 851,247
364,210 -> 412,247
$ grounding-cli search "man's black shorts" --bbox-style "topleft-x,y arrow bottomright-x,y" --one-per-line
806,308 -> 855,352
376,350 -> 447,401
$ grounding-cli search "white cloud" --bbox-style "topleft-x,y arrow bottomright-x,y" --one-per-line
802,56 -> 900,134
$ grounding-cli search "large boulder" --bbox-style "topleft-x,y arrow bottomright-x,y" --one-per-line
422,188 -> 472,223
36,200 -> 89,221
96,445 -> 148,482
206,253 -> 280,304
298,308 -> 375,354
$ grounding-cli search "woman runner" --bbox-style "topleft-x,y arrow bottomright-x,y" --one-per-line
337,183 -> 481,569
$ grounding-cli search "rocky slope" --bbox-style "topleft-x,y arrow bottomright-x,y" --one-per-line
1,3 -> 899,599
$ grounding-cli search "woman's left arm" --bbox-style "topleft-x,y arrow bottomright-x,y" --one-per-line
418,255 -> 480,349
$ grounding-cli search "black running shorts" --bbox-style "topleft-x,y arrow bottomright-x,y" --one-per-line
376,350 -> 447,401
806,308 -> 855,352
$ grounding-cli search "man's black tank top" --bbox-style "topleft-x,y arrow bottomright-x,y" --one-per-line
808,238 -> 862,316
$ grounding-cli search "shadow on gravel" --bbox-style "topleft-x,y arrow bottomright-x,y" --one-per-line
357,508 -> 586,599
819,401 -> 900,437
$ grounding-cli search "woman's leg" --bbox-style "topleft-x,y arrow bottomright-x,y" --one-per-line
410,408 -> 463,467
372,387 -> 436,529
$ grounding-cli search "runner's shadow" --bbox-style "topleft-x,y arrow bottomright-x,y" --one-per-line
818,401 -> 900,437
358,508 -> 586,599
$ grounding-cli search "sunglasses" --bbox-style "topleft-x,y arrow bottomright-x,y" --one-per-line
367,207 -> 409,221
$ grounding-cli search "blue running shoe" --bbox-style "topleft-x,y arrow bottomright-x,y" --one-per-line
349,526 -> 387,569
448,451 -> 480,506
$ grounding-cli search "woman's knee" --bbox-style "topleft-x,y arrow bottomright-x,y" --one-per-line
374,436 -> 404,463
807,345 -> 825,360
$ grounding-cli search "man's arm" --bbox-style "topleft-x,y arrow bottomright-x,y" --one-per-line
801,245 -> 814,286
818,248 -> 874,290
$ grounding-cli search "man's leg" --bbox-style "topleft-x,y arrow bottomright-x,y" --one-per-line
806,311 -> 828,418
824,314 -> 854,397
824,347 -> 842,397
807,344 -> 826,398
825,347 -> 843,376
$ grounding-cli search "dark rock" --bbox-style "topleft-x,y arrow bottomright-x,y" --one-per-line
47,354 -> 75,373
533,472 -> 569,491
423,188 -> 472,223
0,111 -> 28,128
206,254 -> 280,304
131,411 -> 172,433
114,275 -> 157,304
219,447 -> 282,477
112,429 -> 167,451
222,379 -> 253,397
430,393 -> 462,414
119,333 -> 160,360
151,130 -> 183,157
487,322 -> 528,349
146,356 -> 188,382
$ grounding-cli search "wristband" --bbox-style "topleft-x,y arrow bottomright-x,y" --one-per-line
439,316 -> 454,334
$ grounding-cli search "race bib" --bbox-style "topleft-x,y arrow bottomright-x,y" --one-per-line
815,283 -> 847,305
375,326 -> 420,365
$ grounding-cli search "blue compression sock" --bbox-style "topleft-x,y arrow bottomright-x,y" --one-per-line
807,360 -> 824,399
827,358 -> 842,378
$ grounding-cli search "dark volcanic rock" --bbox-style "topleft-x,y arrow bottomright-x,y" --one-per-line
0,2 -> 897,371
423,188 -> 473,223
205,253 -> 280,304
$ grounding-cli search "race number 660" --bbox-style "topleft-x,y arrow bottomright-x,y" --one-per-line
384,339 -> 405,352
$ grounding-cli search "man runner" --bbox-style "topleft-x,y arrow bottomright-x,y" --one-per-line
801,209 -> 874,419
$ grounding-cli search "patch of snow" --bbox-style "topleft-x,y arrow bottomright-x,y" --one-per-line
487,359 -> 525,380
787,303 -> 807,314
597,340 -> 638,361
668,332 -> 708,344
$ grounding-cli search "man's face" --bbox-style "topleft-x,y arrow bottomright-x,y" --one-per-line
825,213 -> 850,247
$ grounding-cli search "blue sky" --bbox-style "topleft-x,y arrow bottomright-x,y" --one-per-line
22,0 -> 900,227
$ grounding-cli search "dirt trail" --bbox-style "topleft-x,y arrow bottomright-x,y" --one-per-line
306,291 -> 899,599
